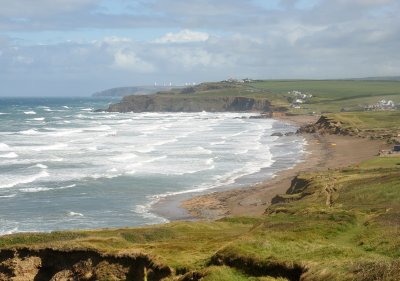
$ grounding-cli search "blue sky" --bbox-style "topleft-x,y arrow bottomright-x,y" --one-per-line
0,0 -> 399,96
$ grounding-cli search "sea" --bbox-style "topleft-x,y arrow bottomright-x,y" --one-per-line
0,97 -> 306,235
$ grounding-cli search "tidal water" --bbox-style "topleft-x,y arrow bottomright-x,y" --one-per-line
0,97 -> 305,234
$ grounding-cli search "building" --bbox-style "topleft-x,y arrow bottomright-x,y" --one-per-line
394,145 -> 400,152
365,99 -> 396,111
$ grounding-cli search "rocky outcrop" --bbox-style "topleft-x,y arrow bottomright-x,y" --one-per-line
270,176 -> 313,205
107,95 -> 271,113
0,248 -> 172,281
297,116 -> 358,136
298,115 -> 399,143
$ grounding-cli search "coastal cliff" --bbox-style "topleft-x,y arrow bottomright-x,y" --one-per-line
107,95 -> 271,113
298,113 -> 400,143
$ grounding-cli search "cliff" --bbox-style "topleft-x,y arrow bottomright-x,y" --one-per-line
107,95 -> 271,113
298,114 -> 400,143
0,247 -> 171,281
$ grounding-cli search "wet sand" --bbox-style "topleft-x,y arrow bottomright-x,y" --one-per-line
152,115 -> 389,221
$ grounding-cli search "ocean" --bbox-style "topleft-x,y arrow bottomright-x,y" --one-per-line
0,97 -> 305,234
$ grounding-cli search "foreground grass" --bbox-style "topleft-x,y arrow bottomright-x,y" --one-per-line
1,157 -> 399,280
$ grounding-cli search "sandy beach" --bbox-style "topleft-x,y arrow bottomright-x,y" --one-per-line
153,115 -> 390,221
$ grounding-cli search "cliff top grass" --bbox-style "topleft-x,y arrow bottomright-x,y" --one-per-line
324,111 -> 400,131
159,79 -> 400,114
2,157 -> 400,280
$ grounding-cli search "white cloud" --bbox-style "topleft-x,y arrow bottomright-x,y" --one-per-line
100,36 -> 133,45
113,49 -> 156,73
155,29 -> 210,43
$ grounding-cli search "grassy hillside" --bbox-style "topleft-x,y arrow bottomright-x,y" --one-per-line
1,157 -> 399,280
298,111 -> 400,143
324,111 -> 400,131
162,80 -> 400,114
107,80 -> 400,115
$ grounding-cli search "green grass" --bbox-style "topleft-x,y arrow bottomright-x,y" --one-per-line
325,111 -> 400,130
172,79 -> 400,114
252,80 -> 400,100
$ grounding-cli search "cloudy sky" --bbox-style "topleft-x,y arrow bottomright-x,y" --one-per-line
0,0 -> 399,96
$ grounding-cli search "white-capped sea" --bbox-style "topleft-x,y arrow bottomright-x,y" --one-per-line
0,97 -> 305,235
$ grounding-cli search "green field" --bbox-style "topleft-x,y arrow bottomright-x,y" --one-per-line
171,79 -> 400,114
324,111 -> 400,131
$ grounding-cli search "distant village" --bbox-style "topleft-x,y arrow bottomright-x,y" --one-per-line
222,78 -> 254,83
287,90 -> 399,112
287,90 -> 313,109
221,79 -> 399,112
364,99 -> 398,111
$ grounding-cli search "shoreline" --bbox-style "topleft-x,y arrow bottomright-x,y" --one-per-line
152,114 -> 389,221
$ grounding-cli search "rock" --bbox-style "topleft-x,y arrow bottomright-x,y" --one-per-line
271,132 -> 284,137
0,248 -> 172,281
285,132 -> 295,136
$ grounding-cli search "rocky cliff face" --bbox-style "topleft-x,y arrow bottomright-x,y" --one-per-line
298,115 -> 399,143
107,95 -> 271,113
297,116 -> 358,136
0,248 -> 171,281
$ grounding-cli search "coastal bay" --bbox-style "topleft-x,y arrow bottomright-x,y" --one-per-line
1,80 -> 399,280
154,114 -> 389,221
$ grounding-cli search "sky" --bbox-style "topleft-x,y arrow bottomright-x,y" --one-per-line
0,0 -> 399,96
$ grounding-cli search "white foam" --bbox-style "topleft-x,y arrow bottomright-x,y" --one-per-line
205,158 -> 214,166
67,211 -> 83,217
62,106 -> 70,109
84,125 -> 112,132
22,184 -> 76,193
35,164 -> 48,169
110,153 -> 138,162
19,129 -> 39,135
81,108 -> 93,111
101,131 -> 117,137
210,140 -> 226,145
20,187 -> 53,193
0,170 -> 49,189
0,227 -> 19,235
0,194 -> 17,198
31,143 -> 68,151
0,112 -> 8,115
0,152 -> 18,158
133,202 -> 169,224
29,117 -> 45,121
49,129 -> 83,137
0,143 -> 11,151
24,111 -> 36,115
61,184 -> 76,189
194,146 -> 212,155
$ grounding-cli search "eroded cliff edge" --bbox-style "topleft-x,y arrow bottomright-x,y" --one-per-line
107,95 -> 271,113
